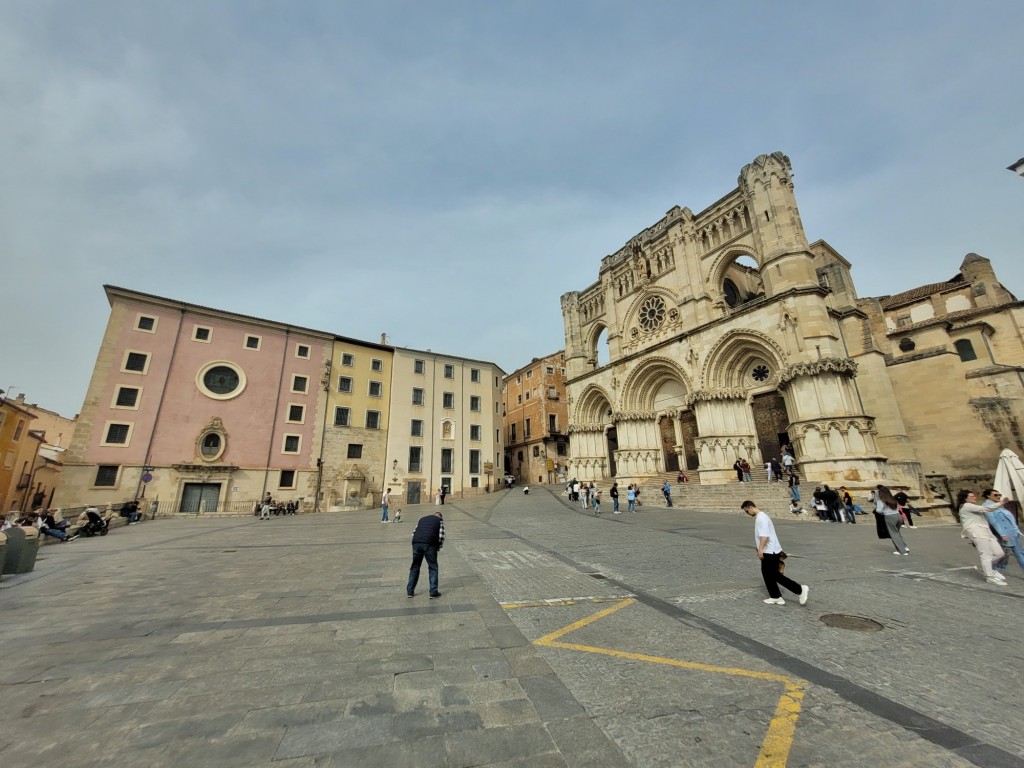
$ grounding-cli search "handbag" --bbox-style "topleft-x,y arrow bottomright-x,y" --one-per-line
778,550 -> 788,574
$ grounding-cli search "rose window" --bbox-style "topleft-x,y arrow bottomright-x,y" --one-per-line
751,364 -> 770,382
637,297 -> 667,332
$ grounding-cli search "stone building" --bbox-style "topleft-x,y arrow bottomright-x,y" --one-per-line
502,351 -> 569,484
560,152 -> 1023,500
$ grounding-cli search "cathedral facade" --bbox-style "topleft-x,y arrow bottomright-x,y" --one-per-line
560,152 -> 1024,502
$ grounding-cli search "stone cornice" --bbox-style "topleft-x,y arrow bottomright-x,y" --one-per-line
776,358 -> 858,389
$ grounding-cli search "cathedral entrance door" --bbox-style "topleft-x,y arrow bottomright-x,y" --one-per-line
752,392 -> 790,465
678,411 -> 700,470
606,426 -> 618,477
658,416 -> 679,472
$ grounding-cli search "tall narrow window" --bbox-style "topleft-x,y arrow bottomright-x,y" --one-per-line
441,448 -> 454,473
954,339 -> 978,362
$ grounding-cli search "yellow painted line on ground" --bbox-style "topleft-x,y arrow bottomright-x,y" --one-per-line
500,596 -> 632,609
528,597 -> 806,768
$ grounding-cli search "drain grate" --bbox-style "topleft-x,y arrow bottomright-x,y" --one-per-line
820,613 -> 884,631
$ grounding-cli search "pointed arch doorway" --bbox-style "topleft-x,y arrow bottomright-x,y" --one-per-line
606,426 -> 618,477
752,392 -> 790,465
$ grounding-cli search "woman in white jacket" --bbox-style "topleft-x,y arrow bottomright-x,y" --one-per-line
955,489 -> 1010,585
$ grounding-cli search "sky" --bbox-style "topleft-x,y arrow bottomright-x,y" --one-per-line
1,1 -> 1022,418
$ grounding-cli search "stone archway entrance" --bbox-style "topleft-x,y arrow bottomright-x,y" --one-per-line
606,426 -> 618,477
678,411 -> 699,470
752,392 -> 790,464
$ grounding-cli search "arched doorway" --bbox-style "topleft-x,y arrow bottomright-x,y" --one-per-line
658,416 -> 679,472
752,392 -> 790,465
606,426 -> 618,476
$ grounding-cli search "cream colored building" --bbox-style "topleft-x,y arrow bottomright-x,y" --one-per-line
560,152 -> 1024,502
384,348 -> 504,505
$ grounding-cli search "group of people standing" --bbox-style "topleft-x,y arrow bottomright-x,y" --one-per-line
955,488 -> 1024,585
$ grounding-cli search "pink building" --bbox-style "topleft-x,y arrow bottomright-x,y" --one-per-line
58,286 -> 333,515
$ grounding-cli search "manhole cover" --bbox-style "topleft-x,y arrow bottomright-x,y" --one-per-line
820,613 -> 884,631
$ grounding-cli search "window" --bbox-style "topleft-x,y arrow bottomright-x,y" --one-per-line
955,339 -> 978,362
193,326 -> 211,342
114,386 -> 140,409
123,351 -> 149,373
546,366 -> 554,374
412,387 -> 424,405
470,368 -> 480,383
896,316 -> 911,328
292,375 -> 308,393
95,465 -> 119,487
245,335 -> 261,350
411,419 -> 423,437
525,418 -> 531,438
557,442 -> 567,456
283,435 -> 301,453
469,449 -> 480,474
371,358 -> 383,372
525,391 -> 531,401
442,392 -> 455,409
533,446 -> 540,457
0,412 -> 5,430
287,404 -> 305,423
334,407 -> 350,427
408,446 -> 422,473
200,432 -> 223,460
470,396 -> 481,411
136,315 -> 156,332
366,410 -> 381,429
296,344 -> 310,359
3,449 -> 14,468
338,376 -> 352,393
348,444 -> 363,459
470,425 -> 481,441
341,353 -> 354,366
516,375 -> 521,384
197,362 -> 245,400
103,423 -> 132,445
511,423 -> 516,442
279,470 -> 296,489
549,414 -> 557,432
441,448 -> 454,473
444,364 -> 455,379
13,420 -> 24,441
496,429 -> 500,443
414,359 -> 425,374
471,477 -> 480,488
518,394 -> 522,404
368,381 -> 382,397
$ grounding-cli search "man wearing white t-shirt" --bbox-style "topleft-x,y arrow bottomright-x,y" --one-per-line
742,500 -> 809,606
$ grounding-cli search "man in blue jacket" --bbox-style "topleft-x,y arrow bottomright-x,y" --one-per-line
407,509 -> 446,598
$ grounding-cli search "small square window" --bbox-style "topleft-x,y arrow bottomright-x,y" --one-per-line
348,443 -> 363,459
444,364 -> 455,379
245,335 -> 262,350
95,465 -> 119,487
366,410 -> 381,429
411,419 -> 423,437
136,315 -> 156,332
341,353 -> 354,366
546,366 -> 554,374
283,434 -> 301,453
124,351 -> 149,373
288,404 -> 305,423
414,359 -> 425,374
279,470 -> 296,489
471,477 -> 480,488
193,326 -> 211,342
104,423 -> 131,445
368,381 -> 382,397
292,375 -> 308,393
470,396 -> 481,412
296,344 -> 310,359
338,376 -> 352,393
334,407 -> 350,427
470,368 -> 480,383
371,358 -> 383,372
443,392 -> 455,409
114,386 -> 140,409
412,387 -> 424,405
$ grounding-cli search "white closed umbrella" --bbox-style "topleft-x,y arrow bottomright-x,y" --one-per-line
993,449 -> 1024,503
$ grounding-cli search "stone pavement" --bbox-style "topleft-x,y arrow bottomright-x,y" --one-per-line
1,485 -> 1022,768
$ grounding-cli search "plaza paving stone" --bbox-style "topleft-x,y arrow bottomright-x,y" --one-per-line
0,484 -> 1021,767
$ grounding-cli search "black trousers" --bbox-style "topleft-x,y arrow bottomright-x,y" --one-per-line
760,553 -> 802,599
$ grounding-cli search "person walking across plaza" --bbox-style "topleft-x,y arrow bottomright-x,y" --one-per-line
627,484 -> 636,513
381,487 -> 391,523
875,485 -> 910,556
662,480 -> 673,507
610,482 -> 620,513
591,488 -> 601,515
742,500 -> 809,606
407,508 -> 445,598
956,489 -> 1009,584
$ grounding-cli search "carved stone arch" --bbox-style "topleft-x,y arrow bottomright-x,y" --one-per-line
620,356 -> 693,412
575,384 -> 614,425
707,245 -> 765,298
621,287 -> 677,337
702,330 -> 787,391
584,321 -> 609,364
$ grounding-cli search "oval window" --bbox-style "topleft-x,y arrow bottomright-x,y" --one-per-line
197,362 -> 247,400
200,433 -> 222,458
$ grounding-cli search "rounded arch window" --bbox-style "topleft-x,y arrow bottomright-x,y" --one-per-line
637,296 -> 666,332
199,432 -> 224,460
197,361 -> 247,400
723,278 -> 740,307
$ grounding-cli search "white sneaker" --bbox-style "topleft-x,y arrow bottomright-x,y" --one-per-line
987,577 -> 1007,585
893,551 -> 903,555
763,597 -> 785,605
799,585 -> 809,605
993,573 -> 1007,582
